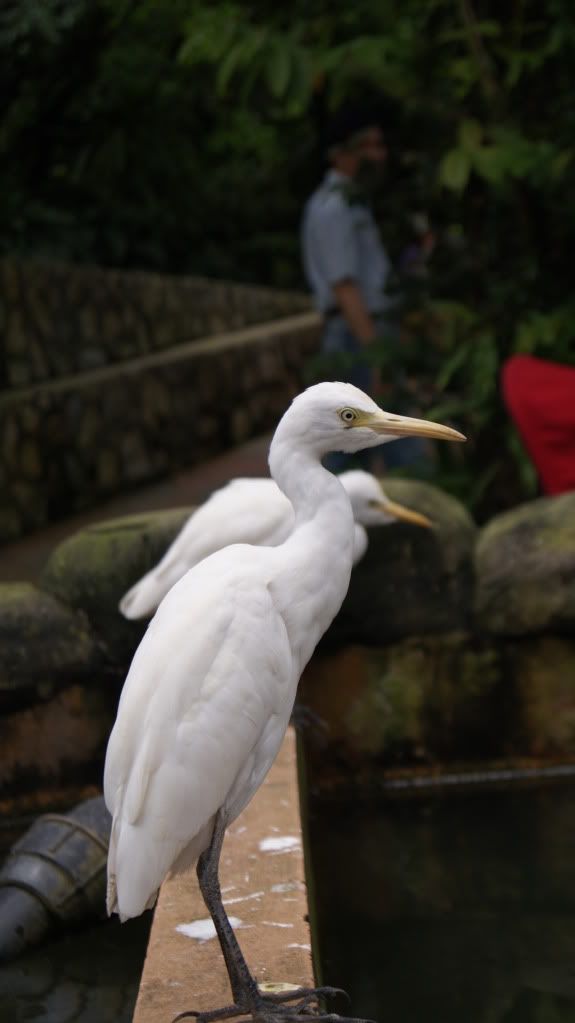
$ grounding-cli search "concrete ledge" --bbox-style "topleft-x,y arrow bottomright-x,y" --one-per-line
133,729 -> 313,1022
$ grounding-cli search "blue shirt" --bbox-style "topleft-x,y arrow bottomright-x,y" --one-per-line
301,169 -> 391,315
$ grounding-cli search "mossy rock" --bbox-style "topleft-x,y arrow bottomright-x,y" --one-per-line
0,682 -> 119,796
303,632 -> 504,769
40,507 -> 192,665
0,583 -> 101,709
475,492 -> 575,635
505,635 -> 575,757
302,632 -> 575,777
323,479 -> 476,650
347,632 -> 504,763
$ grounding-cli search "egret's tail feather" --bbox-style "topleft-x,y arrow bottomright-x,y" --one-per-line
106,812 -> 121,917
107,871 -> 157,921
107,807 -> 202,922
106,872 -> 118,917
119,572 -> 163,620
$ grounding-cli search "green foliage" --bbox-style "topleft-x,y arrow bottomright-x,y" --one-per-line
1,0 -> 574,515
0,0 -> 313,280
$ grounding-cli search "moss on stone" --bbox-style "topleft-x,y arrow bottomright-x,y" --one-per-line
0,582 -> 101,706
322,479 -> 476,650
345,633 -> 504,763
506,635 -> 575,756
303,631 -> 575,772
475,492 -> 575,635
41,507 -> 192,666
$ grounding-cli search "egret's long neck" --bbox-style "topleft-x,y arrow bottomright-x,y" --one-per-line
268,426 -> 355,672
269,432 -> 348,528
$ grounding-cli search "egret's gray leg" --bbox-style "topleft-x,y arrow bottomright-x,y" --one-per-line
196,810 -> 260,1007
173,810 -> 376,1023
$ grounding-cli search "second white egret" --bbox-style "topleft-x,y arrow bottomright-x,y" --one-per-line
119,471 -> 432,620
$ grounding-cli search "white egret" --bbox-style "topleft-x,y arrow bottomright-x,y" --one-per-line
119,471 -> 432,620
104,382 -> 464,1023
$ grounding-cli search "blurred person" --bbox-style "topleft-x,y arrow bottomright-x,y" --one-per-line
301,101 -> 427,472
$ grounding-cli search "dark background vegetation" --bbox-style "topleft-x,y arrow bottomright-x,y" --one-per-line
2,0 -> 574,517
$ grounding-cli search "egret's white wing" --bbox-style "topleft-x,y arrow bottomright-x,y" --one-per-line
119,479 -> 292,619
105,544 -> 294,920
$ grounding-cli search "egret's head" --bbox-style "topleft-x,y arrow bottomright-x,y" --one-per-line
339,470 -> 433,529
284,382 -> 465,456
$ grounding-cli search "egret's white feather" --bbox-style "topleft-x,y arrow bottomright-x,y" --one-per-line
119,470 -> 404,621
105,545 -> 295,920
119,480 -> 290,619
105,381 -> 460,925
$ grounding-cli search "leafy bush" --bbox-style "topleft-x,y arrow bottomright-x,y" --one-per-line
177,0 -> 575,516
1,0 -> 573,515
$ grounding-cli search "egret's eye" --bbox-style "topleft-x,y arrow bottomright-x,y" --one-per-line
339,407 -> 357,425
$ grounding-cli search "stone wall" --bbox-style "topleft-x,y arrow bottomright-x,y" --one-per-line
0,315 -> 319,542
0,257 -> 320,543
1,484 -> 574,806
0,259 -> 310,387
301,487 -> 575,790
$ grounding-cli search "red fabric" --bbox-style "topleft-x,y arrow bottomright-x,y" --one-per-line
502,354 -> 575,495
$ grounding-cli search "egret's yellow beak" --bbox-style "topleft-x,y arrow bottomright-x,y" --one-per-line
376,499 -> 433,528
359,410 -> 466,443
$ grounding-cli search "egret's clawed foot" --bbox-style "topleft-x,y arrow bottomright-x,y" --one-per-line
173,985 -> 376,1023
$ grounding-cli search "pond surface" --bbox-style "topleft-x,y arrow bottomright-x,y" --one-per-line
0,805 -> 151,1023
4,777 -> 575,1022
306,781 -> 575,1023
0,914 -> 152,1023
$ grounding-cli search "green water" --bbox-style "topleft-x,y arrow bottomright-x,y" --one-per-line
306,782 -> 575,1023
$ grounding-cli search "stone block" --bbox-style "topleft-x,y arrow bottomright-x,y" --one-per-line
0,583 -> 102,709
41,508 -> 193,665
475,492 -> 575,635
0,683 -> 118,796
506,635 -> 575,756
301,633 -> 504,766
322,478 -> 476,649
